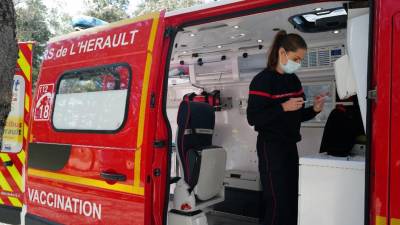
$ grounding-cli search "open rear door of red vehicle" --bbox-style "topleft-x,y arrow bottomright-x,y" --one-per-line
26,12 -> 165,225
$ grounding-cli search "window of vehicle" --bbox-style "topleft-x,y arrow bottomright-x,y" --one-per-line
52,64 -> 131,132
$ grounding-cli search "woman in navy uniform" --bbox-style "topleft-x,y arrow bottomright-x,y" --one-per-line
247,30 -> 325,225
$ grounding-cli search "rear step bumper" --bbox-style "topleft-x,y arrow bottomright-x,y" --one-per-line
0,204 -> 21,225
26,213 -> 62,225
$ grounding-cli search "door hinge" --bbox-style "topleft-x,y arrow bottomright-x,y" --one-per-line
367,87 -> 377,101
164,26 -> 175,38
146,175 -> 151,183
150,92 -> 156,108
3,160 -> 13,167
153,140 -> 166,148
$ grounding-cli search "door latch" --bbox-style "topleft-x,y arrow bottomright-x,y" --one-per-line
150,92 -> 156,108
367,87 -> 377,102
153,140 -> 166,148
3,160 -> 13,167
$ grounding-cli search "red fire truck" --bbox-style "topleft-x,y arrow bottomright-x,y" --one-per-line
21,0 -> 400,225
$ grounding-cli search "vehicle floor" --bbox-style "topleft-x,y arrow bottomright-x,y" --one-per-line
207,211 -> 261,225
0,213 -> 261,225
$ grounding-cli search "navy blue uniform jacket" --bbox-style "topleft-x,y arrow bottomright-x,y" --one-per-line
246,68 -> 317,143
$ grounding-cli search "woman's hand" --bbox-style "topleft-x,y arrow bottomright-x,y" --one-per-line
313,95 -> 326,112
281,97 -> 304,112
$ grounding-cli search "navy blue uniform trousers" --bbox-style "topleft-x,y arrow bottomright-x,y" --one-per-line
257,134 -> 299,225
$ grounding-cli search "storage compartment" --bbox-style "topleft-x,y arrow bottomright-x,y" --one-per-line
298,153 -> 365,225
213,170 -> 262,219
213,187 -> 263,219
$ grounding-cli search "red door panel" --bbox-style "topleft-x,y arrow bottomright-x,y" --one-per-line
390,12 -> 400,225
27,12 -> 165,225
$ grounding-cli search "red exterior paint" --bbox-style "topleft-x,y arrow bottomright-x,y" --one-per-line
31,25 -> 151,148
27,14 -> 165,225
25,0 -> 400,224
142,11 -> 167,225
390,12 -> 400,223
370,0 -> 390,222
150,23 -> 174,225
370,0 -> 400,224
27,178 -> 145,224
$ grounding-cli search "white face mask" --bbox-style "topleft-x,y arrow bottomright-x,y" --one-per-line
280,51 -> 301,74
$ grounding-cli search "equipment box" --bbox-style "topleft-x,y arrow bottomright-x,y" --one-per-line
213,170 -> 263,219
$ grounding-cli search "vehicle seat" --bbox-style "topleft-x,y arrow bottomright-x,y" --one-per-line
174,100 -> 226,210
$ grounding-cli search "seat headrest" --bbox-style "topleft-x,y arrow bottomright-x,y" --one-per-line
177,101 -> 215,133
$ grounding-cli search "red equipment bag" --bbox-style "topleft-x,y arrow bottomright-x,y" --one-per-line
183,90 -> 221,110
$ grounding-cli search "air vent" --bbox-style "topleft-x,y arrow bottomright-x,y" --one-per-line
318,48 -> 331,66
309,51 -> 318,67
301,45 -> 345,69
301,54 -> 309,68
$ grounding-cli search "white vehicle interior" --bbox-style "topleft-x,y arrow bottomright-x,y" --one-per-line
166,1 -> 370,225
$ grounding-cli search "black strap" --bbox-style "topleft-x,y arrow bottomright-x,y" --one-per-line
184,128 -> 213,135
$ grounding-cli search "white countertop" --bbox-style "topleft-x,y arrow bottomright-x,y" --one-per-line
299,153 -> 365,170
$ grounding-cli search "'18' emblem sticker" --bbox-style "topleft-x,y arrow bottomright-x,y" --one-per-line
34,84 -> 54,121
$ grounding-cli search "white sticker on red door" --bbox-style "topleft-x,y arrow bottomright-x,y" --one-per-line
34,84 -> 54,121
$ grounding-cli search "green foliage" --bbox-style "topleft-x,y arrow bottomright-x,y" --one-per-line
133,0 -> 204,16
84,0 -> 129,22
12,0 -> 213,84
47,3 -> 74,37
15,0 -> 51,84
15,0 -> 75,84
